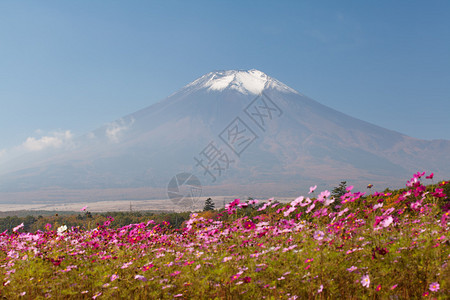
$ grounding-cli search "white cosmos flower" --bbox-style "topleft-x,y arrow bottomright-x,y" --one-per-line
57,225 -> 68,235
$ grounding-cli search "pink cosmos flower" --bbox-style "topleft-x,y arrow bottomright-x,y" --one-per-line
225,199 -> 240,209
257,203 -> 268,212
426,173 -> 434,179
299,197 -> 312,207
380,216 -> 393,228
121,262 -> 133,269
309,185 -> 317,194
110,274 -> 118,282
347,266 -> 357,272
306,203 -> 315,213
413,171 -> 425,179
284,206 -> 297,217
134,275 -> 147,281
238,202 -> 249,208
170,271 -> 181,276
323,198 -> 335,207
407,177 -> 419,187
441,212 -> 449,227
142,263 -> 154,271
373,203 -> 383,210
429,282 -> 440,292
225,199 -> 240,214
317,285 -> 323,293
230,273 -> 240,281
383,207 -> 395,215
222,256 -> 232,263
291,196 -> 303,207
361,274 -> 370,288
337,207 -> 349,217
317,190 -> 330,201
313,208 -> 328,218
13,223 -> 24,232
81,206 -> 88,211
313,230 -> 324,240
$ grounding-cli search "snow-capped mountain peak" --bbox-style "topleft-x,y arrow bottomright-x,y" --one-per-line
185,69 -> 299,95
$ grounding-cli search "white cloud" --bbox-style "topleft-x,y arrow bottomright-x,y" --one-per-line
106,118 -> 134,143
0,149 -> 6,158
22,130 -> 73,151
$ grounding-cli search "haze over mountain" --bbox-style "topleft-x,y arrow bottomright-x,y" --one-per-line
1,69 -> 449,205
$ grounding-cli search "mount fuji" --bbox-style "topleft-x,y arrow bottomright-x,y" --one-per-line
1,69 -> 450,204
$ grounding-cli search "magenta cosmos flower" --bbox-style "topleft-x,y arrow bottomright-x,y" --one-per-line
243,221 -> 256,230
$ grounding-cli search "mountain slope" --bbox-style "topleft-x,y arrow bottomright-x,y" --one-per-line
1,69 -> 449,204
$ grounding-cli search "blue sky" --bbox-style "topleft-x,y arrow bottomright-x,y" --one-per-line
1,1 -> 449,156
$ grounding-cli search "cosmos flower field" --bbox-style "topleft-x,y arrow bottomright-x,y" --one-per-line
1,173 -> 449,299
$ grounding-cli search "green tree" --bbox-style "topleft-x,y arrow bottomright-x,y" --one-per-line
23,215 -> 37,231
332,181 -> 348,200
203,198 -> 215,211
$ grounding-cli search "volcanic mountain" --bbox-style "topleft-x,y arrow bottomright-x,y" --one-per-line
1,69 -> 450,204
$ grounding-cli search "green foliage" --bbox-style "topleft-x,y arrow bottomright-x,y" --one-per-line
332,181 -> 347,200
0,210 -> 192,232
203,198 -> 215,211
